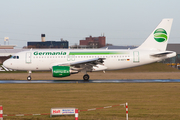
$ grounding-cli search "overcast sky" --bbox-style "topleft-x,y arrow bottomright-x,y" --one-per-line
0,0 -> 180,48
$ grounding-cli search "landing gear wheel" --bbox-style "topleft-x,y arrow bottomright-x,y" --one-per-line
83,74 -> 89,81
27,71 -> 32,81
27,76 -> 31,81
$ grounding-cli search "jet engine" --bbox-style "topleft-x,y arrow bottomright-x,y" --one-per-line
52,66 -> 78,77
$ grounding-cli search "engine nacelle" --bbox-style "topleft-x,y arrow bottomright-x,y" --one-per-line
52,66 -> 78,77
52,66 -> 70,77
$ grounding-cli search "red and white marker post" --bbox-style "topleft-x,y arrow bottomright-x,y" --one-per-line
126,102 -> 128,120
75,108 -> 78,120
0,105 -> 3,120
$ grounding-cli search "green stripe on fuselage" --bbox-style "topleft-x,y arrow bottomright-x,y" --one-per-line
69,51 -> 129,55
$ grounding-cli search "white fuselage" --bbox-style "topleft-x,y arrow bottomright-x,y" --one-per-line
3,49 -> 176,71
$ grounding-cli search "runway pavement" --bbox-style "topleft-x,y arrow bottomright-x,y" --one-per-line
0,79 -> 180,84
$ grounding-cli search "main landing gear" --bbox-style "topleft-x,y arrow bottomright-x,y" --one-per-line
27,71 -> 32,81
83,74 -> 89,81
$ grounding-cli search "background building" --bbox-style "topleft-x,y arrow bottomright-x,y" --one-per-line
0,45 -> 16,49
27,41 -> 68,48
79,36 -> 105,48
27,34 -> 69,49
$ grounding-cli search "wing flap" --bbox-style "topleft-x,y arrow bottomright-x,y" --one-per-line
57,58 -> 105,66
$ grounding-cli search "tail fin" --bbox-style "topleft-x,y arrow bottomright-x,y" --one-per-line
137,19 -> 173,51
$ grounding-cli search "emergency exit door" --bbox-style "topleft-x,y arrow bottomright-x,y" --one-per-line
67,55 -> 75,61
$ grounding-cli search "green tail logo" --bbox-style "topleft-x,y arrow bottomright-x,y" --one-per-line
154,28 -> 167,42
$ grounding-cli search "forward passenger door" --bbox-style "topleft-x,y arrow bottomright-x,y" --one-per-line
26,52 -> 32,63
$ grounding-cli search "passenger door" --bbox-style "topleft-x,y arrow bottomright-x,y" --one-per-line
26,52 -> 32,63
133,51 -> 139,63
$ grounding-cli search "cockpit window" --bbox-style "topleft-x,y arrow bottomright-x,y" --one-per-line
11,56 -> 19,59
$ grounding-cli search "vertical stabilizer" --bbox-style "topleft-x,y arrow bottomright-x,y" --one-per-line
137,19 -> 173,51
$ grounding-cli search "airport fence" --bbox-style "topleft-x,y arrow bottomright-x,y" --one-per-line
1,102 -> 128,120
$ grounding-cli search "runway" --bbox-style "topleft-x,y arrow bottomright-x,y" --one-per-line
0,79 -> 180,84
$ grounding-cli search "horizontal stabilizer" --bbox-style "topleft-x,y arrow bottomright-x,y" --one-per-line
150,51 -> 174,57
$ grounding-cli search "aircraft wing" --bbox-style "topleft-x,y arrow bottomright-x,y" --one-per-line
150,51 -> 174,57
57,58 -> 106,72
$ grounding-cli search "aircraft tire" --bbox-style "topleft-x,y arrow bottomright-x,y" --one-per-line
83,74 -> 89,81
27,76 -> 31,81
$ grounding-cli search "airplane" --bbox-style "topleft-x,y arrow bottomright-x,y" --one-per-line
3,18 -> 176,81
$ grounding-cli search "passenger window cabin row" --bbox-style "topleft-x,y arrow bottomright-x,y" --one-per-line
32,55 -> 130,59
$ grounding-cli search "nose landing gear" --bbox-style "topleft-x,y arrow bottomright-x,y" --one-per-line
27,71 -> 32,81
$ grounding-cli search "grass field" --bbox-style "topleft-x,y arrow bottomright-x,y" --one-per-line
0,83 -> 180,120
0,63 -> 180,120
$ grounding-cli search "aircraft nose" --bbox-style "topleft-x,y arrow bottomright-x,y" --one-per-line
3,59 -> 11,68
